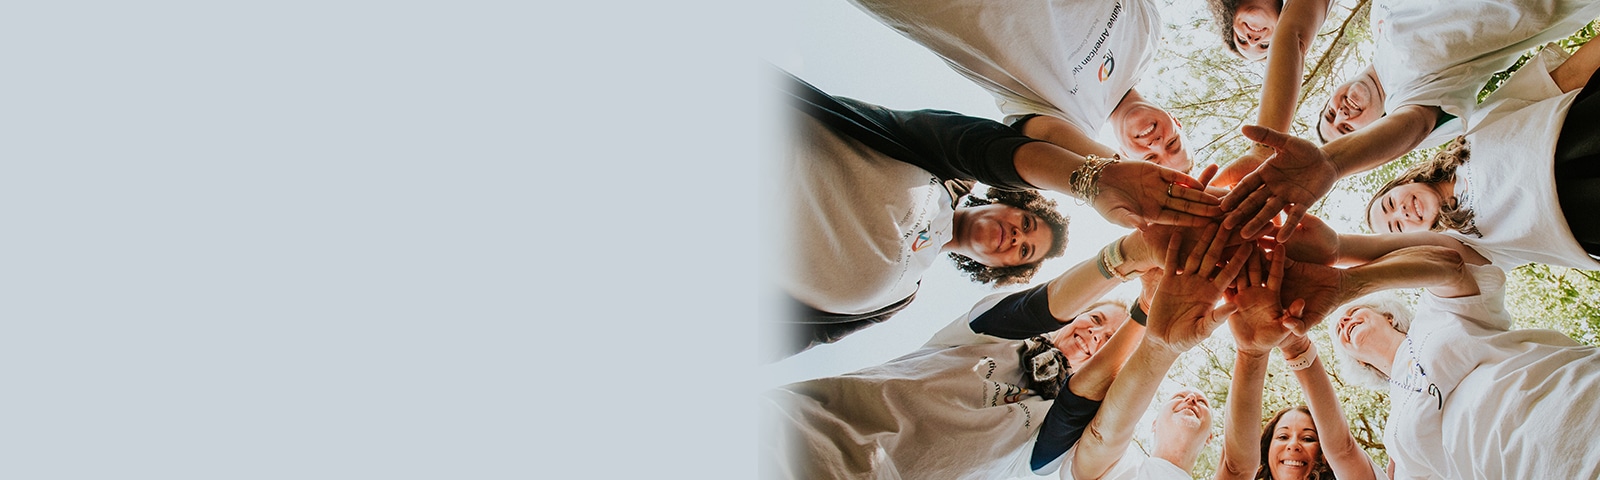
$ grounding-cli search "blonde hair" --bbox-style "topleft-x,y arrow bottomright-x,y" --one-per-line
1327,293 -> 1414,389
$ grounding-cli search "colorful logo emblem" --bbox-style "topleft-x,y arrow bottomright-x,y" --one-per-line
910,228 -> 933,252
1098,56 -> 1116,82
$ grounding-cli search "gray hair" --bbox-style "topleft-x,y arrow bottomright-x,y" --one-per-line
1327,293 -> 1414,389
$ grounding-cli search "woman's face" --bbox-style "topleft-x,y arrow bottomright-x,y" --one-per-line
1335,307 -> 1398,359
1115,103 -> 1192,171
1052,304 -> 1128,366
1267,410 -> 1322,480
1233,6 -> 1278,61
1367,182 -> 1444,233
955,204 -> 1055,267
1319,74 -> 1385,141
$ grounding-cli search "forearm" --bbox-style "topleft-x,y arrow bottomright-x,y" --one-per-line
1012,141 -> 1095,195
1066,317 -> 1146,401
1254,0 -> 1329,134
782,70 -> 1041,190
1072,343 -> 1181,480
1322,106 -> 1437,177
1291,357 -> 1379,480
1333,231 -> 1488,267
1344,245 -> 1479,299
1046,240 -> 1143,320
1018,114 -> 1120,159
1213,352 -> 1269,480
1554,36 -> 1600,93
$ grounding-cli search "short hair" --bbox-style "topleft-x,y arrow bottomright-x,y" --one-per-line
1254,406 -> 1335,480
1363,136 -> 1479,236
1206,0 -> 1284,59
948,188 -> 1070,286
1327,292 -> 1415,389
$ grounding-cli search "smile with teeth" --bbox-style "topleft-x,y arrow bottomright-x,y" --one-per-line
1282,460 -> 1306,467
1137,123 -> 1156,137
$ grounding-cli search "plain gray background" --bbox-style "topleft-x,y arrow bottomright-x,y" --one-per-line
0,1 -> 757,478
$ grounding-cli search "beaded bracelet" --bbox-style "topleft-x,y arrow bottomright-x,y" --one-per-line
1097,237 -> 1140,282
1068,154 -> 1118,204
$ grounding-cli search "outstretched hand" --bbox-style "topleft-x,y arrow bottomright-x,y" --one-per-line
1225,248 -> 1301,356
1095,161 -> 1222,229
1145,223 -> 1253,354
1277,256 -> 1354,335
1219,126 -> 1339,243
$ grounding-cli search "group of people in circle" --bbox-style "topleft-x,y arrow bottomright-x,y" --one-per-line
765,0 -> 1600,478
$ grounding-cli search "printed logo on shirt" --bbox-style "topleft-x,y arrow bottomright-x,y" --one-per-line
1068,1 -> 1123,93
911,228 -> 933,252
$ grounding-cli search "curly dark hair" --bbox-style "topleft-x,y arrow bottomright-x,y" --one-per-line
947,188 -> 1070,286
1206,0 -> 1284,59
1255,406 -> 1337,480
1364,136 -> 1480,236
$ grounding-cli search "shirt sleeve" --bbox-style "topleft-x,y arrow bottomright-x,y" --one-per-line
1029,376 -> 1102,474
780,68 -> 1041,191
966,284 -> 1061,339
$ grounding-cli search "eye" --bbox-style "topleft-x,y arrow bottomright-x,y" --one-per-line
1260,42 -> 1270,50
1275,434 -> 1289,441
1302,435 -> 1317,442
1144,154 -> 1157,162
1024,215 -> 1035,232
1021,244 -> 1032,260
1091,313 -> 1105,326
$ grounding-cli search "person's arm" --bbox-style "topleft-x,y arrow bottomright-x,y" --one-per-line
1213,247 -> 1293,479
783,68 -> 1221,228
1553,37 -> 1600,93
1279,245 -> 1479,334
1017,114 -> 1121,159
1222,107 -> 1441,241
1216,0 -> 1334,187
1279,335 -> 1381,480
968,231 -> 1159,338
1214,351 -> 1268,480
1328,231 -> 1490,267
1072,226 -> 1252,480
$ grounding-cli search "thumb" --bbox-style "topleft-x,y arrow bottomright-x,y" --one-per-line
1241,125 -> 1289,150
1110,207 -> 1145,229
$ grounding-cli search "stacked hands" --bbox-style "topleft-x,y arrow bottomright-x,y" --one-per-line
1114,129 -> 1358,348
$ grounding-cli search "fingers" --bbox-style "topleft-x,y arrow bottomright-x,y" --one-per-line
1219,173 -> 1264,211
1247,247 -> 1264,287
1162,228 -> 1184,274
1196,164 -> 1219,188
1198,223 -> 1232,277
1266,248 -> 1287,292
1238,197 -> 1286,240
1151,209 -> 1216,228
1282,298 -> 1309,335
1165,195 -> 1225,217
1276,205 -> 1309,244
1182,223 -> 1220,275
1222,186 -> 1272,230
1240,125 -> 1288,150
1213,242 -> 1253,289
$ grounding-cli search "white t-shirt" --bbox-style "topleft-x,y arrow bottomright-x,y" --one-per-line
783,114 -> 958,315
847,0 -> 1161,132
1383,264 -> 1600,479
1370,0 -> 1600,129
1057,445 -> 1188,480
1448,45 -> 1600,270
766,292 -> 1058,480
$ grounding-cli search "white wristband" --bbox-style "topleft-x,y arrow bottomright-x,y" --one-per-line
1284,343 -> 1318,371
